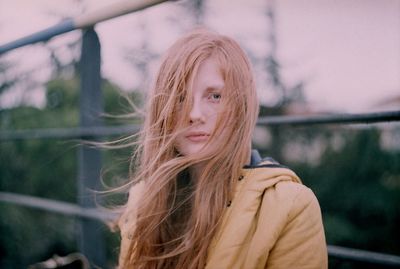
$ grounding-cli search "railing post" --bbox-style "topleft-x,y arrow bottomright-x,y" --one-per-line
77,27 -> 106,267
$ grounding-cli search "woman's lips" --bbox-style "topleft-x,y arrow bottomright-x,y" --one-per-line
186,133 -> 210,142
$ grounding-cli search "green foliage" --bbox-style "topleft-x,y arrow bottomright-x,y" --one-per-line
261,126 -> 400,269
0,76 -> 141,268
0,205 -> 76,268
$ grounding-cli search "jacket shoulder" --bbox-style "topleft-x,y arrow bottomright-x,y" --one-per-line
260,181 -> 327,268
274,180 -> 315,203
118,181 -> 145,267
268,180 -> 320,219
118,181 -> 145,232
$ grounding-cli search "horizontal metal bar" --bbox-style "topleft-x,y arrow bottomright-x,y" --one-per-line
2,191 -> 400,266
258,110 -> 400,126
0,125 -> 141,141
0,0 -> 171,54
74,0 -> 171,29
0,19 -> 74,54
328,245 -> 400,266
0,191 -> 117,222
1,110 -> 399,141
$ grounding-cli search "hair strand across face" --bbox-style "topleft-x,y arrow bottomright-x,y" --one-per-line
121,28 -> 259,269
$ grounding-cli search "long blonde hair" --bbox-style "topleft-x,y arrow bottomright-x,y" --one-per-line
122,28 -> 259,268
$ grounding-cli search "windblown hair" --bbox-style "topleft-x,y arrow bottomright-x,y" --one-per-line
121,28 -> 259,268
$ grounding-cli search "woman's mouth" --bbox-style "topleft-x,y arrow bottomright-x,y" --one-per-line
186,132 -> 210,142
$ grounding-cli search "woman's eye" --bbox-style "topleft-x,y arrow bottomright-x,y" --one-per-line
209,93 -> 221,102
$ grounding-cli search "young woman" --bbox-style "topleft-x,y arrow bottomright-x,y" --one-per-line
118,28 -> 327,269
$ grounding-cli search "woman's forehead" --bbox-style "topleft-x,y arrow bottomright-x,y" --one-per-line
191,57 -> 225,91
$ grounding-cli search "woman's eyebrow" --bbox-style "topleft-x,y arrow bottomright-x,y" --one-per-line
205,84 -> 224,92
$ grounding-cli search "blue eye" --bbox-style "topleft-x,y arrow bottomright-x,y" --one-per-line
210,93 -> 221,102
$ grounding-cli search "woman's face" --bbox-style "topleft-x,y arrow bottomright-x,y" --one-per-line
175,57 -> 225,156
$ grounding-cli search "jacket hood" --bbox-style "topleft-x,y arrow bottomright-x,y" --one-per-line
206,163 -> 303,269
241,163 -> 302,192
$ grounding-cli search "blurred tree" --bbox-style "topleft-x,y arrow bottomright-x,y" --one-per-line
270,126 -> 400,269
0,76 -> 142,268
0,60 -> 16,96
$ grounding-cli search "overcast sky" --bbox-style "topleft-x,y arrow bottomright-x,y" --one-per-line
0,0 -> 399,113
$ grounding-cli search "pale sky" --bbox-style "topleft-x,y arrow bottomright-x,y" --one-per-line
0,0 -> 399,113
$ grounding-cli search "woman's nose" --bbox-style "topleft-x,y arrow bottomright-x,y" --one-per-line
189,99 -> 205,124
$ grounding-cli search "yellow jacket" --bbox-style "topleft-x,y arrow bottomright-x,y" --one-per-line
205,163 -> 327,269
119,163 -> 327,269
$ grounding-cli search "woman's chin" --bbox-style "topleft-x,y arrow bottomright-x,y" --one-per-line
177,143 -> 211,157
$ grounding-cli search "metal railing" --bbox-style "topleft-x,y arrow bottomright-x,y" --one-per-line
0,0 -> 171,55
2,189 -> 400,267
1,0 -> 399,267
1,110 -> 399,141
